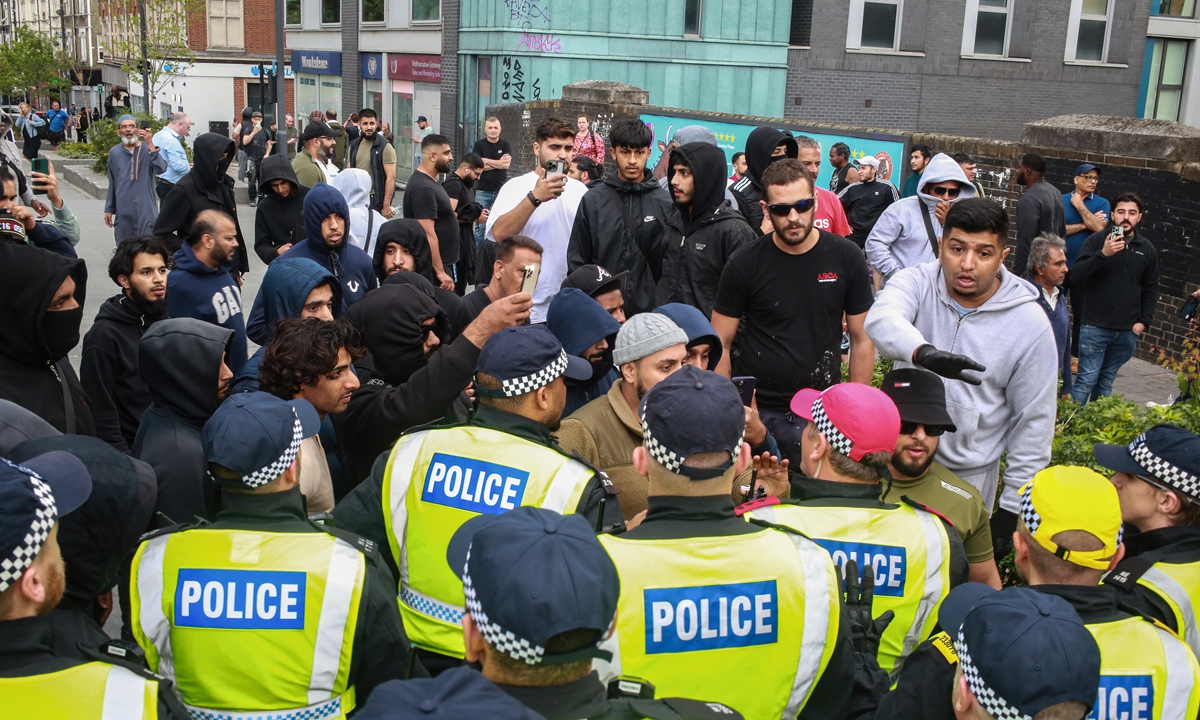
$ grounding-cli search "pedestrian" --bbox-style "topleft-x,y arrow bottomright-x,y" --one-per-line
900,144 -> 932,198
1098,425 -> 1200,658
104,115 -> 166,243
75,105 -> 91,145
404,134 -> 460,290
151,112 -> 192,201
372,218 -> 434,285
284,113 -> 298,158
231,107 -> 252,181
0,164 -> 76,257
880,367 -> 1000,589
411,114 -> 433,166
658,141 -> 755,317
292,121 -> 341,188
443,153 -> 486,293
80,236 -> 171,453
472,117 -> 512,252
104,86 -> 129,119
0,114 -> 46,216
654,302 -> 724,370
568,117 -> 681,317
355,667 -> 541,720
1012,152 -> 1067,276
0,245 -> 92,436
335,324 -> 621,672
560,263 -> 627,324
828,141 -> 860,194
1063,163 -> 1110,358
729,126 -> 798,235
1026,233 -> 1074,398
241,111 -> 268,207
15,103 -> 46,160
865,198 -> 1059,553
370,270 -> 473,344
547,287 -> 621,416
728,151 -> 747,185
252,154 -> 309,264
836,155 -> 899,249
569,156 -> 603,187
334,168 -> 387,255
345,112 -> 361,142
325,108 -> 348,168
865,152 -> 976,282
745,381 -> 966,675
486,117 -> 588,322
128,391 -> 421,715
952,152 -> 985,198
462,235 -> 543,323
346,108 -> 397,217
794,135 -> 853,238
131,317 -> 234,524
43,100 -> 69,151
574,113 -> 606,164
446,506 -> 741,719
711,159 -> 875,466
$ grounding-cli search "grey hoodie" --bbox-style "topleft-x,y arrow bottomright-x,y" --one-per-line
866,153 -> 976,280
865,260 -> 1058,514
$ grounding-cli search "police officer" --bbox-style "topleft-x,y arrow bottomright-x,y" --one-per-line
596,364 -> 859,719
0,453 -> 186,718
744,382 -> 967,675
128,392 -> 417,718
446,505 -> 743,720
334,324 -> 624,671
1098,425 -> 1200,659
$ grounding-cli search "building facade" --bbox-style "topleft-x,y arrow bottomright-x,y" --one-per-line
1139,0 -> 1199,126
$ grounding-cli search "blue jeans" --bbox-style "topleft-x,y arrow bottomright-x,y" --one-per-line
1071,325 -> 1139,404
474,189 -> 498,249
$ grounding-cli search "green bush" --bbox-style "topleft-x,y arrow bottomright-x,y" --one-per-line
55,142 -> 96,159
87,114 -> 166,175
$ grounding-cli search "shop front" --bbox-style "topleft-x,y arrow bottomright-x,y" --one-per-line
387,53 -> 442,179
294,50 -> 342,125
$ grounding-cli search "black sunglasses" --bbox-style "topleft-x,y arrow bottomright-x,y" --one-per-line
899,421 -> 948,437
766,197 -> 817,217
928,185 -> 961,199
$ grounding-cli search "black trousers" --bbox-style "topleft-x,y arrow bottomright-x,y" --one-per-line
155,179 -> 175,201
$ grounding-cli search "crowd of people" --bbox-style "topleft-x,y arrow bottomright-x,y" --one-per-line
1,104 -> 1199,720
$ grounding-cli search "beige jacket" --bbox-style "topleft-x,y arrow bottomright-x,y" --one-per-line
555,380 -> 647,520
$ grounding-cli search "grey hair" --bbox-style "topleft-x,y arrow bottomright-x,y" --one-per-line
169,112 -> 190,125
1028,233 -> 1067,276
794,135 -> 821,153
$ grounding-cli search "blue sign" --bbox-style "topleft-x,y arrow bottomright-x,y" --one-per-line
175,569 -> 306,629
294,50 -> 342,76
362,53 -> 383,79
643,581 -> 778,654
422,453 -> 529,514
1088,676 -> 1154,720
814,540 -> 907,598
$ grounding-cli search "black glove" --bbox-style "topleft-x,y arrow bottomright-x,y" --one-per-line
842,558 -> 896,656
914,344 -> 986,386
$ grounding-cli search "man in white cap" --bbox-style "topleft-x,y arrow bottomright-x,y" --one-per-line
836,155 -> 899,250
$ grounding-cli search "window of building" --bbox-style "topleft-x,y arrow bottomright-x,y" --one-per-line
361,0 -> 383,23
1153,0 -> 1196,17
321,0 -> 339,25
847,0 -> 902,50
963,0 -> 1011,56
285,0 -> 300,25
790,0 -> 813,46
684,0 -> 702,35
412,0 -> 439,22
1142,38 -> 1189,120
1066,0 -> 1114,62
208,0 -> 244,49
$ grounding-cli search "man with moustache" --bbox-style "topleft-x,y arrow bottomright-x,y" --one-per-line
404,134 -> 460,290
81,236 -> 172,453
167,210 -> 248,373
347,108 -> 397,218
105,115 -> 166,243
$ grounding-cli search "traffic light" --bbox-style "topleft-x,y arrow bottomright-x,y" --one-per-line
266,70 -> 278,105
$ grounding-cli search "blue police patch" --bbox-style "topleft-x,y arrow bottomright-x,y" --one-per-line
813,539 -> 907,598
422,453 -> 529,515
644,581 -> 778,654
175,569 -> 306,629
1089,676 -> 1154,720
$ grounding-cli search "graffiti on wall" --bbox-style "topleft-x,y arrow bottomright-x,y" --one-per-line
516,32 -> 563,54
505,0 -> 551,29
500,57 -> 544,102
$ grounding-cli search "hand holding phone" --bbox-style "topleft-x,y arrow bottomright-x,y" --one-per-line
544,159 -> 565,178
139,120 -> 151,130
30,157 -> 48,195
1102,226 -> 1126,257
732,376 -> 757,407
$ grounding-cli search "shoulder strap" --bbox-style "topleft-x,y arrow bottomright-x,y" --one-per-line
1104,555 -> 1158,590
920,201 -> 940,257
366,209 -> 375,248
900,495 -> 955,527
55,359 -> 75,434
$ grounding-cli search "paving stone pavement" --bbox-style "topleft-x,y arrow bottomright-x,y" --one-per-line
1111,356 -> 1182,407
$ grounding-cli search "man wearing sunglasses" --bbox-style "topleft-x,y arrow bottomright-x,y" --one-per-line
866,153 -> 975,284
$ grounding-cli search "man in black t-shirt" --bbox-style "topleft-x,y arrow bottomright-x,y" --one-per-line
443,153 -> 485,294
242,112 -> 269,207
403,133 -> 459,291
471,116 -> 512,250
711,158 -> 875,467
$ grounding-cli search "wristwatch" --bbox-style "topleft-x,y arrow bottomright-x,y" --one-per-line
526,191 -> 542,208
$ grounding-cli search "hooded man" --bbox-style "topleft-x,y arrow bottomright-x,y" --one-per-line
729,126 -> 799,236
132,317 -> 235,523
334,168 -> 387,255
369,270 -> 471,343
0,245 -> 93,436
865,152 -> 977,283
547,287 -> 621,416
154,132 -> 250,276
654,302 -> 724,371
253,154 -> 309,264
372,218 -> 434,285
659,142 -> 755,317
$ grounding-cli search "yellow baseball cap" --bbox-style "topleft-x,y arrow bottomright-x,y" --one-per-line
1018,466 -> 1122,571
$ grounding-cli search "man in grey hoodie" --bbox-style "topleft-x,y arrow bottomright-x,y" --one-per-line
865,198 -> 1059,548
865,152 -> 975,283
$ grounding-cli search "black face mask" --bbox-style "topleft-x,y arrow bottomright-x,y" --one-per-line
42,306 -> 83,362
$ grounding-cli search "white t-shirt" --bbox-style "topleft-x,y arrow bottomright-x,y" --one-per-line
319,161 -> 340,184
484,171 -> 587,323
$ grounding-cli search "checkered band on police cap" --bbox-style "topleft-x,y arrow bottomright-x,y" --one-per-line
955,630 -> 1032,720
811,398 -> 853,457
496,350 -> 569,398
1018,480 -> 1124,547
215,409 -> 305,489
1129,433 -> 1200,502
640,417 -> 743,477
0,465 -> 58,594
462,545 -> 547,665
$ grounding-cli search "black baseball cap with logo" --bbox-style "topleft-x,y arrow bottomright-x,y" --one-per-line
561,264 -> 627,298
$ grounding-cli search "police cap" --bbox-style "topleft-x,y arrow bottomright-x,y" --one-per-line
0,452 -> 91,593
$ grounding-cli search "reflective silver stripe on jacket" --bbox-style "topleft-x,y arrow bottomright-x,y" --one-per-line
136,535 -> 174,679
783,531 -> 837,720
183,695 -> 345,720
101,664 -> 149,720
1156,624 -> 1196,720
307,539 -> 362,704
1142,567 -> 1200,658
905,509 -> 947,660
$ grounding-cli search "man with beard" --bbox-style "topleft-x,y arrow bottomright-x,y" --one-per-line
729,126 -> 798,236
711,159 -> 875,468
373,218 -> 433,284
81,236 -> 172,453
561,264 -> 627,325
836,155 -> 899,249
443,154 -> 485,293
462,235 -> 542,323
547,287 -> 621,416
167,210 -> 248,373
292,121 -> 341,188
881,368 -> 1000,589
253,155 -> 309,263
1012,152 -> 1066,278
104,115 -> 166,243
333,325 -> 624,673
404,134 -> 460,290
0,452 -> 188,717
347,108 -> 397,218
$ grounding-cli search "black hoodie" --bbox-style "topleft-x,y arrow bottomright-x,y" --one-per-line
253,155 -> 309,264
659,142 -> 755,317
153,132 -> 250,274
0,245 -> 94,436
131,317 -> 234,523
372,218 -> 436,286
80,293 -> 164,453
729,127 -> 799,236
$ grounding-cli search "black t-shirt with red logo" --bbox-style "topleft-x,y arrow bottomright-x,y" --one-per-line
714,229 -> 874,410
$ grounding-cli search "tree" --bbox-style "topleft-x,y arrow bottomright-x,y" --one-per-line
103,0 -> 201,113
0,27 -> 74,102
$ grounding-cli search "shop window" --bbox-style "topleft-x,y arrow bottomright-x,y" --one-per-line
412,0 -> 438,22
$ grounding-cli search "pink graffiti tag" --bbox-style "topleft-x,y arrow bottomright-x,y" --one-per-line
516,33 -> 562,54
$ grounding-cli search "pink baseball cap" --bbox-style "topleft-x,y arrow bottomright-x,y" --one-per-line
790,384 -> 901,462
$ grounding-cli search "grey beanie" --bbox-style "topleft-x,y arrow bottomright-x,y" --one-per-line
672,125 -> 717,146
613,313 -> 688,365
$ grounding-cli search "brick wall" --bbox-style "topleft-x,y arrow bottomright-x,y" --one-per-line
487,98 -> 641,178
187,1 -> 206,51
244,0 -> 280,54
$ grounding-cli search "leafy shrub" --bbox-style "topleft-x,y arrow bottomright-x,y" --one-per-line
55,142 -> 96,159
87,114 -> 165,174
1155,319 -> 1200,405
